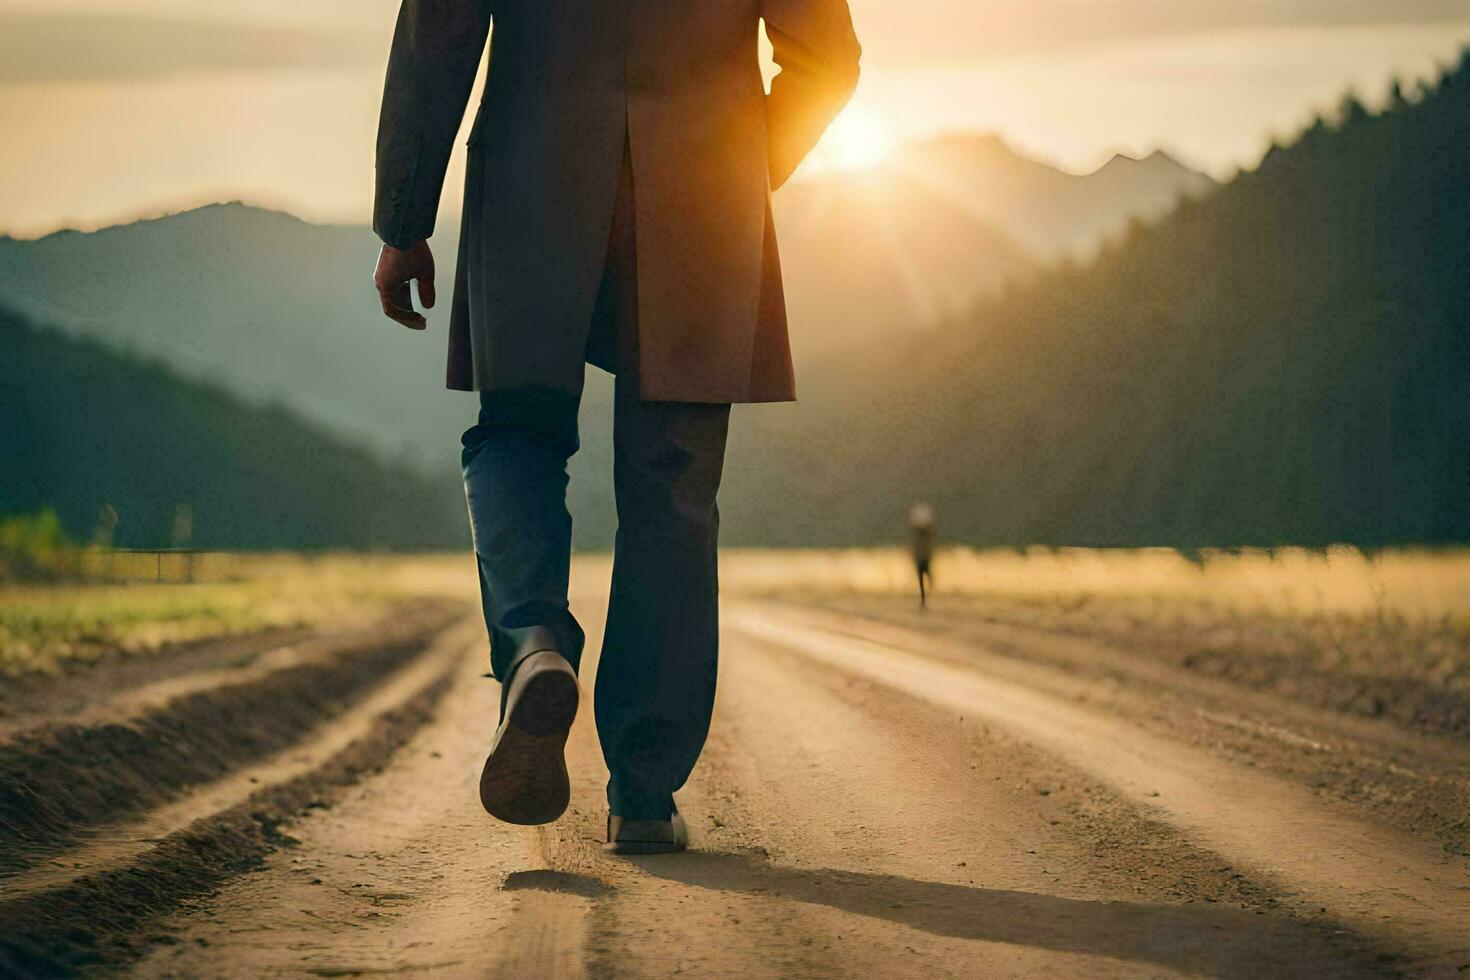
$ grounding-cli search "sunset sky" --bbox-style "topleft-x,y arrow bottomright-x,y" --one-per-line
1,0 -> 1466,237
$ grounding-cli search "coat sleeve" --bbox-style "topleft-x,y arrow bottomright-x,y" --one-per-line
761,0 -> 862,191
373,0 -> 493,250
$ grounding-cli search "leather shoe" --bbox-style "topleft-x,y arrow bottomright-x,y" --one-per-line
479,649 -> 579,824
606,806 -> 688,855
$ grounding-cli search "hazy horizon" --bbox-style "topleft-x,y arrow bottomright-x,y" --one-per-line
1,2 -> 1467,237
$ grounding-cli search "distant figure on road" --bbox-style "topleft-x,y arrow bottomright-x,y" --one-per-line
909,502 -> 936,607
371,0 -> 860,853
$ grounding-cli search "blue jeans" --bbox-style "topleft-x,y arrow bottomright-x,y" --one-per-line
461,376 -> 730,820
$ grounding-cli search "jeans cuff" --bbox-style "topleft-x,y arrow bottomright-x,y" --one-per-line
494,622 -> 583,719
493,620 -> 583,681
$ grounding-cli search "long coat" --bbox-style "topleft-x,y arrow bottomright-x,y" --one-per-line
374,0 -> 861,403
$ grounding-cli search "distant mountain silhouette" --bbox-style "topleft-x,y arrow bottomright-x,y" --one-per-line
887,133 -> 1216,258
773,134 -> 1213,355
756,55 -> 1470,547
0,305 -> 465,550
0,133 -> 1205,548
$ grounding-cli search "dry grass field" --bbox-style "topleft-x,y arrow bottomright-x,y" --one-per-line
6,546 -> 1465,681
721,546 -> 1470,621
729,546 -> 1470,739
0,554 -> 473,677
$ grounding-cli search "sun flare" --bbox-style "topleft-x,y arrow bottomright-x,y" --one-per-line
820,107 -> 893,173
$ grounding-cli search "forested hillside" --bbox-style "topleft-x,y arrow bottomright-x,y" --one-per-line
0,306 -> 466,550
765,53 -> 1469,547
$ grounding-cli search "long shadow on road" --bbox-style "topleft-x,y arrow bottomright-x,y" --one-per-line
631,851 -> 1388,979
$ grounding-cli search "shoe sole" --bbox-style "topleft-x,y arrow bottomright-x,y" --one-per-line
479,660 -> 579,825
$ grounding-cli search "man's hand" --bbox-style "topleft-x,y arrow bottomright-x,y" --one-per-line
374,240 -> 436,330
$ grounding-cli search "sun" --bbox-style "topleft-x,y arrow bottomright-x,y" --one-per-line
820,107 -> 893,173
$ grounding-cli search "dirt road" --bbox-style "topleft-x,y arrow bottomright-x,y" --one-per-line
3,586 -> 1466,977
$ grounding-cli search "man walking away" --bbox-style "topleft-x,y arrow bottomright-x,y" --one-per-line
371,0 -> 861,853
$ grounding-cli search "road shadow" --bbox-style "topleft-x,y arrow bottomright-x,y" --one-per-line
631,851 -> 1383,978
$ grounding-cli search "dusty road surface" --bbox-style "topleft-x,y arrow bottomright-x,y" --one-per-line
3,580 -> 1467,978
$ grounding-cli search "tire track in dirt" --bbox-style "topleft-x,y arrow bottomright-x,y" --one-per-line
1,602 -> 462,876
0,625 -> 316,738
0,612 -> 474,976
796,594 -> 1470,859
730,601 -> 1470,975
